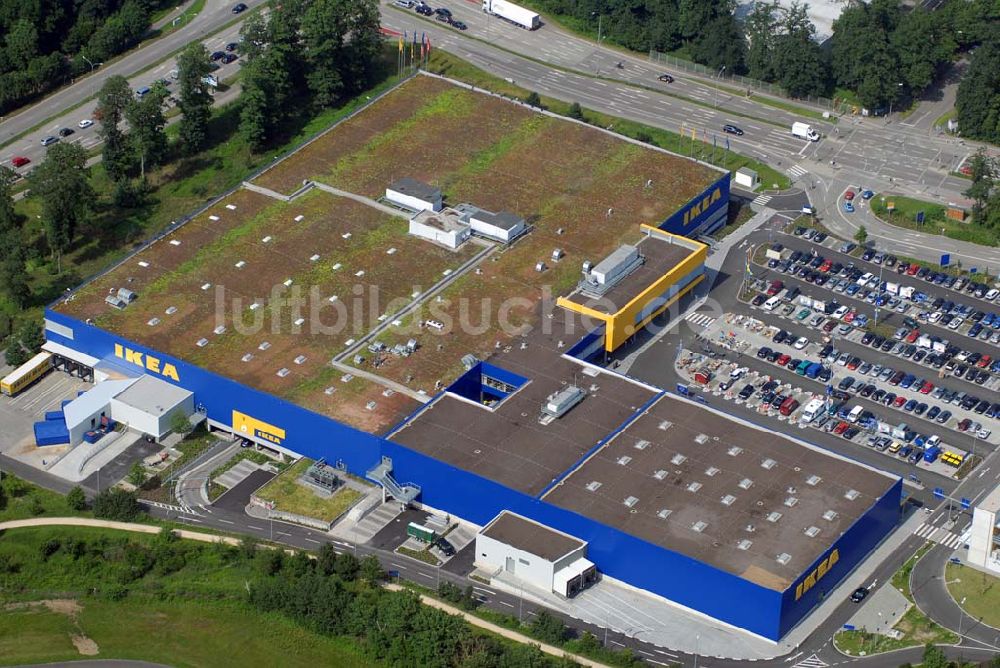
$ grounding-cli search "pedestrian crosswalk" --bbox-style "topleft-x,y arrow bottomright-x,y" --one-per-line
684,312 -> 716,328
752,194 -> 773,206
914,523 -> 965,549
787,164 -> 808,179
792,654 -> 828,668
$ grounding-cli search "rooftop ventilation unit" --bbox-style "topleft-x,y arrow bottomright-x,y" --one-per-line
671,454 -> 687,466
214,325 -> 226,335
767,511 -> 783,523
241,354 -> 253,362
806,475 -> 822,486
721,494 -> 737,506
687,482 -> 702,493
634,439 -> 650,450
705,466 -> 720,477
540,385 -> 585,421
776,553 -> 792,565
822,510 -> 839,522
784,497 -> 799,507
691,521 -> 708,533
258,341 -> 271,351
844,489 -> 860,501
586,481 -> 602,492
617,456 -> 632,466
294,355 -> 307,365
657,509 -> 673,520
165,306 -> 177,315
578,244 -> 644,298
804,526 -> 821,538
745,524 -> 756,533
461,354 -> 478,370
761,458 -> 777,470
694,433 -> 709,445
624,496 -> 639,508
196,338 -> 208,347
147,318 -> 160,326
653,469 -> 668,481
276,368 -> 290,377
737,539 -> 753,551
738,478 -> 754,490
366,401 -> 377,411
727,446 -> 743,457
658,420 -> 673,431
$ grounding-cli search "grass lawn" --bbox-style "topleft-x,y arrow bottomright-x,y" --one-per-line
0,474 -> 85,523
833,606 -> 957,656
870,193 -> 999,247
425,50 -> 790,191
0,600 -> 374,668
254,458 -> 363,522
946,563 -> 1000,628
397,545 -> 441,566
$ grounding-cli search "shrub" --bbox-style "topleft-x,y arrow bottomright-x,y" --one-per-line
39,538 -> 62,560
66,486 -> 87,511
92,488 -> 143,522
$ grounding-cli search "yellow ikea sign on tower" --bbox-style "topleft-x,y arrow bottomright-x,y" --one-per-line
233,410 -> 286,445
794,548 -> 839,601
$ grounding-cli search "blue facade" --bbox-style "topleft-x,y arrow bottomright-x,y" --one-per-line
44,289 -> 899,640
659,172 -> 731,237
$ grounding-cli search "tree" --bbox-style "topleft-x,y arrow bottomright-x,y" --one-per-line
567,102 -> 584,120
0,228 -> 30,307
744,1 -> 779,82
96,75 -> 135,184
334,552 -> 360,581
772,2 -> 829,98
126,81 -> 169,179
854,225 -> 868,245
921,643 -> 948,668
18,319 -> 43,354
524,91 -> 542,108
528,610 -> 567,645
177,43 -> 214,155
4,341 -> 28,367
66,486 -> 87,511
359,554 -> 384,584
169,410 -> 193,436
956,41 -> 1000,144
28,142 -> 93,273
239,534 -> 260,560
964,150 -> 994,220
0,166 -> 17,232
257,548 -> 285,575
239,74 -> 270,151
92,488 -> 142,522
127,461 -> 148,488
317,542 -> 338,575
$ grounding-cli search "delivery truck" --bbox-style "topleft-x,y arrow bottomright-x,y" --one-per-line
791,121 -> 820,142
482,0 -> 540,30
407,522 -> 437,543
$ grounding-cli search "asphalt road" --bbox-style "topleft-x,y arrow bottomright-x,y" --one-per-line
0,0 -> 265,147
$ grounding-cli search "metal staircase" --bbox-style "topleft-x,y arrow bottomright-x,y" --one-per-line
366,456 -> 421,505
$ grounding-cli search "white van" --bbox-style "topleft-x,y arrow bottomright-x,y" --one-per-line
764,296 -> 782,311
847,405 -> 864,423
800,398 -> 825,424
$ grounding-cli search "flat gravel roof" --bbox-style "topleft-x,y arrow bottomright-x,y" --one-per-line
481,511 -> 585,562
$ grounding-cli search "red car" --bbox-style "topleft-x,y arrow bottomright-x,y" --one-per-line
906,264 -> 920,276
977,355 -> 992,368
844,190 -> 856,201
893,395 -> 907,408
11,156 -> 30,168
766,280 -> 784,296
834,421 -> 850,435
919,382 -> 934,394
776,353 -> 791,366
819,260 -> 833,273
843,311 -> 856,323
822,320 -> 838,333
905,329 -> 920,343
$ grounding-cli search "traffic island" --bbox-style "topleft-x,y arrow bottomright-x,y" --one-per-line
945,562 -> 1000,630
250,458 -> 366,530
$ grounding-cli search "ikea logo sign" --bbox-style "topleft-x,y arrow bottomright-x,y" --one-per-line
795,548 -> 839,601
682,187 -> 723,227
114,343 -> 180,382
233,410 -> 285,446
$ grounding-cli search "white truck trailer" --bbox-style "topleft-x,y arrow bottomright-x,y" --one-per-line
791,121 -> 820,142
482,0 -> 540,30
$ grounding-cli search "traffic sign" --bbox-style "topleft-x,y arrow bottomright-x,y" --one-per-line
677,383 -> 689,396
940,253 -> 950,267
916,211 -> 925,224
388,570 -> 400,578
970,267 -> 978,274
843,624 -> 855,631
933,487 -> 945,499
961,498 -> 971,509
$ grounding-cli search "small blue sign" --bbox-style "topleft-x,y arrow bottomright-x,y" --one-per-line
388,570 -> 400,578
961,498 -> 971,509
677,383 -> 689,396
933,487 -> 946,499
908,474 -> 919,482
843,624 -> 855,631
916,211 -> 925,224
971,267 -> 978,274
940,253 -> 950,267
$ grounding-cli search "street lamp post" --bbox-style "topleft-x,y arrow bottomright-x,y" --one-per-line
887,83 -> 904,118
82,54 -> 96,72
591,12 -> 603,45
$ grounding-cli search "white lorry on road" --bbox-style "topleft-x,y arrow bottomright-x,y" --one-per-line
482,0 -> 540,30
792,121 -> 820,142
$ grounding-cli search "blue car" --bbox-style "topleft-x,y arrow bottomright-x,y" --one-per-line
861,190 -> 874,200
843,201 -> 855,213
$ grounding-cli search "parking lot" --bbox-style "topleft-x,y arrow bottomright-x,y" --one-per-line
0,370 -> 91,468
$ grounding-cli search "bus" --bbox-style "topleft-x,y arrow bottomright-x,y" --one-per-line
1,352 -> 52,397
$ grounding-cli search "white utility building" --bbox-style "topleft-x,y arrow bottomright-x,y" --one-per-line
469,210 -> 526,243
386,178 -> 443,212
63,378 -> 137,446
110,375 -> 194,440
968,485 -> 1000,573
409,209 -> 472,250
476,510 -> 597,598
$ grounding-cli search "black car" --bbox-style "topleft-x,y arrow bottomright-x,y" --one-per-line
58,127 -> 74,137
851,587 -> 869,603
722,124 -> 744,136
232,2 -> 247,12
222,53 -> 239,64
416,3 -> 433,14
210,50 -> 226,61
751,294 -> 766,307
435,6 -> 452,16
436,12 -> 450,22
757,346 -> 772,359
451,19 -> 467,29
226,42 -> 239,52
435,538 -> 456,557
658,73 -> 674,83
738,384 -> 755,400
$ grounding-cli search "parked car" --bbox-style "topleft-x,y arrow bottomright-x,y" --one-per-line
722,124 -> 743,136
11,156 -> 30,168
